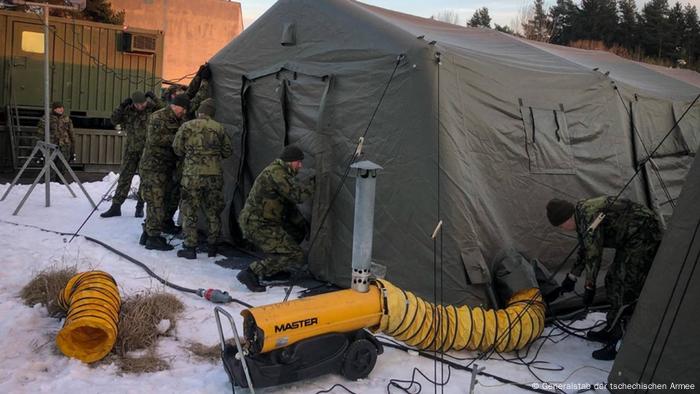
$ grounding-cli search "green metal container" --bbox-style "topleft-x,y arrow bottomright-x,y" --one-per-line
1,8 -> 164,118
0,9 -> 164,169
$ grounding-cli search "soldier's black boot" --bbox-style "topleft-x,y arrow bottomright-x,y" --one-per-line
207,244 -> 218,258
145,235 -> 173,251
587,329 -> 614,343
236,267 -> 266,292
587,322 -> 622,343
139,223 -> 147,246
100,203 -> 122,218
134,200 -> 144,218
177,246 -> 197,260
592,342 -> 618,361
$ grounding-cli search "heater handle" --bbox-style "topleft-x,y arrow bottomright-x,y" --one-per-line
214,306 -> 256,394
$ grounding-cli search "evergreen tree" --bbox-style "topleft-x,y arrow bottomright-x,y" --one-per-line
577,0 -> 618,45
668,2 -> 686,62
683,5 -> 700,65
617,0 -> 638,51
523,0 -> 549,41
549,0 -> 579,45
640,0 -> 671,59
468,7 -> 492,28
81,0 -> 125,25
495,24 -> 515,34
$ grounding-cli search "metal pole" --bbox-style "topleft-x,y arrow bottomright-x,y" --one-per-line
350,160 -> 382,293
43,3 -> 50,207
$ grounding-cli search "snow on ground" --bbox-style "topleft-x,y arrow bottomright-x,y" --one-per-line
0,177 -> 612,393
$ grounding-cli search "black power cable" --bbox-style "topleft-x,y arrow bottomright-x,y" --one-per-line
314,383 -> 358,394
68,177 -> 118,243
0,219 -> 253,309
378,339 -> 556,394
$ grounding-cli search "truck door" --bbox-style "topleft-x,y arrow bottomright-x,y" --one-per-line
11,21 -> 50,106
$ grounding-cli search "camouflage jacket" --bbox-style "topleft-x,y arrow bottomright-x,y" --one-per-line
139,106 -> 184,172
240,159 -> 315,226
571,196 -> 662,285
172,115 -> 232,177
111,98 -> 164,153
37,113 -> 74,148
187,79 -> 210,120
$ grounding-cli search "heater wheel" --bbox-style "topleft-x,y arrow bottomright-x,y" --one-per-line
341,338 -> 378,381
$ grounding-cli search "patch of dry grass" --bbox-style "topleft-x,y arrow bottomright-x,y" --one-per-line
186,341 -> 226,363
115,291 -> 184,356
19,266 -> 77,317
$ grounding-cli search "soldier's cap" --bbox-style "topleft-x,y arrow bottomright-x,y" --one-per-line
51,101 -> 64,109
131,91 -> 147,104
171,94 -> 191,110
280,145 -> 304,162
197,98 -> 216,117
546,198 -> 575,227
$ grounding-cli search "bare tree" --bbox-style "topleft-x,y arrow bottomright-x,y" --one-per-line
432,9 -> 460,25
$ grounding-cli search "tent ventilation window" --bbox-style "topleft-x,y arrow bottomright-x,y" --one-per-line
521,104 -> 575,174
281,23 -> 296,46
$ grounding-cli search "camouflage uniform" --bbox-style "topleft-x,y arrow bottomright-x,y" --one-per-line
186,77 -> 210,120
111,98 -> 163,205
571,196 -> 663,325
239,159 -> 315,277
139,106 -> 184,236
37,112 -> 74,177
173,114 -> 232,248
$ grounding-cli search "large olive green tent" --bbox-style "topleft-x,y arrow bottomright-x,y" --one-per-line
609,154 -> 700,391
208,0 -> 700,305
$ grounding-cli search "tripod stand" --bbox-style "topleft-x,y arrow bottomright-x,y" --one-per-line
1,140 -> 96,215
0,1 -> 94,215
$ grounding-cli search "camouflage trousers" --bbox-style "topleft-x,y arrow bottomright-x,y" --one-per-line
140,167 -> 177,236
48,145 -> 72,182
113,151 -> 143,205
605,236 -> 660,326
168,161 -> 182,223
180,175 -> 224,248
241,209 -> 307,277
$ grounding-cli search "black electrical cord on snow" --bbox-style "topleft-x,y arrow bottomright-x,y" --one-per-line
378,339 -> 556,394
0,219 -> 253,309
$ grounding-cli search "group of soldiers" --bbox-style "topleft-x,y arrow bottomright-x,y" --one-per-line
99,64 -> 233,259
37,63 -> 663,363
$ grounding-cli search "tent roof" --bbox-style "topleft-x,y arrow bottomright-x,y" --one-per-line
351,0 -> 700,101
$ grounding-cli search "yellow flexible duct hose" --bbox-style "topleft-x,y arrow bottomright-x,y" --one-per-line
243,280 -> 545,354
56,271 -> 121,363
374,280 -> 545,353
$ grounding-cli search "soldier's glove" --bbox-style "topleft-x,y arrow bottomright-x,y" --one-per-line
145,91 -> 157,101
560,273 -> 577,293
120,97 -> 133,109
198,63 -> 212,80
583,285 -> 596,306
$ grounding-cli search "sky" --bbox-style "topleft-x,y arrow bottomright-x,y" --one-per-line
240,0 -> 700,31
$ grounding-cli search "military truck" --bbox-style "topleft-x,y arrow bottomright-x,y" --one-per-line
0,8 -> 164,171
